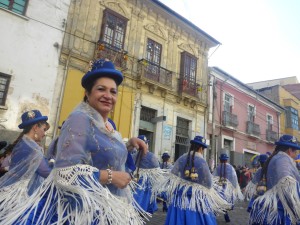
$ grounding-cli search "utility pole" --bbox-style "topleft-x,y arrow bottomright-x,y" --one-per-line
209,76 -> 216,171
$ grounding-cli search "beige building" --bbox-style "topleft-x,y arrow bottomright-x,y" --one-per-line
248,77 -> 300,139
56,0 -> 220,161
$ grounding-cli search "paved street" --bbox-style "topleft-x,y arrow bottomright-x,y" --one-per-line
146,200 -> 249,225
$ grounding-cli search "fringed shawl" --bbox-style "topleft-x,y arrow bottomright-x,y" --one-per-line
0,164 -> 147,225
0,136 -> 51,221
213,163 -> 244,204
250,152 -> 300,224
152,152 -> 231,214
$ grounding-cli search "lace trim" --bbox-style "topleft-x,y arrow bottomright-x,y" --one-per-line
54,164 -> 98,186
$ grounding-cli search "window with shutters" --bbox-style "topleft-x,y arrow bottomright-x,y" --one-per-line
248,104 -> 255,122
266,114 -> 273,130
100,9 -> 127,50
224,93 -> 233,112
0,0 -> 28,15
286,107 -> 299,130
179,52 -> 198,96
0,73 -> 11,106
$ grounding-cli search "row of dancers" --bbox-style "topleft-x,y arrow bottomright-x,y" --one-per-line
0,58 -> 299,224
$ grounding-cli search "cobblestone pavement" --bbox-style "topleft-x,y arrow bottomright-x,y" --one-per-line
146,200 -> 250,225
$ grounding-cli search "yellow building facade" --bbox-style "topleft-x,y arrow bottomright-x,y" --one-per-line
57,0 -> 219,160
279,87 -> 300,139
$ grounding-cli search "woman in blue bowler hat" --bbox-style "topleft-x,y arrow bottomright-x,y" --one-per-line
213,153 -> 244,223
0,110 -> 51,221
160,152 -> 173,170
154,135 -> 230,225
1,59 -> 149,225
249,135 -> 300,225
158,151 -> 174,212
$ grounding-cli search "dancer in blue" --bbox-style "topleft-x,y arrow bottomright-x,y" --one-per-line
0,110 -> 51,222
159,152 -> 173,212
0,59 -> 149,225
244,154 -> 268,212
160,152 -> 173,170
155,136 -> 230,225
249,135 -> 300,225
213,153 -> 244,223
132,135 -> 165,214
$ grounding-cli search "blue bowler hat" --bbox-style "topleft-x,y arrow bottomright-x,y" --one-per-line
18,110 -> 48,129
81,59 -> 123,88
138,135 -> 149,144
275,134 -> 300,150
162,152 -> 170,159
258,154 -> 268,163
219,153 -> 229,161
190,136 -> 208,148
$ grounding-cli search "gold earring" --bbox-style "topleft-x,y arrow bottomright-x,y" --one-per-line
34,133 -> 38,140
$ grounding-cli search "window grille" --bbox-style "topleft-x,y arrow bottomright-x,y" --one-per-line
175,117 -> 190,145
140,106 -> 156,122
100,9 -> 127,50
180,52 -> 197,83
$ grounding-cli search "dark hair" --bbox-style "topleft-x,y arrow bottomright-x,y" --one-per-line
260,145 -> 289,182
8,121 -> 48,152
183,143 -> 202,178
83,79 -> 96,102
219,160 -> 227,179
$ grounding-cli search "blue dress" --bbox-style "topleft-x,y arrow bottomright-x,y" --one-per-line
249,152 -> 300,225
132,151 -> 162,214
154,151 -> 230,225
0,136 -> 51,223
213,163 -> 244,206
1,102 -> 148,225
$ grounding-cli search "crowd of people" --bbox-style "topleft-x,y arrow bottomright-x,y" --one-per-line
1,59 -> 300,225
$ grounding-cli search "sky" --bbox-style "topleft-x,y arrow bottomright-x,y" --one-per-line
159,0 -> 300,84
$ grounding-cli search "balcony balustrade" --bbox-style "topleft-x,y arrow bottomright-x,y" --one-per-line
137,59 -> 172,88
178,77 -> 198,98
222,111 -> 239,128
95,41 -> 128,70
246,121 -> 261,137
266,129 -> 278,142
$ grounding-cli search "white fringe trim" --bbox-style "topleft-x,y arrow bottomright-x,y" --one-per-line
1,165 -> 148,225
135,168 -> 168,189
212,176 -> 244,204
250,176 -> 300,224
152,173 -> 231,215
0,179 -> 30,221
244,180 -> 257,201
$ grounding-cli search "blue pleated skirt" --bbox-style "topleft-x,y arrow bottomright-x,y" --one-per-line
164,188 -> 217,225
134,178 -> 158,214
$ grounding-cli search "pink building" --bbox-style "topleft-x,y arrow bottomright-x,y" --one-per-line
207,67 -> 284,168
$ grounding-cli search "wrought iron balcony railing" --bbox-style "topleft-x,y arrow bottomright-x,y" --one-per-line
246,121 -> 261,137
138,59 -> 172,88
222,111 -> 239,128
178,77 -> 198,98
266,129 -> 278,142
95,41 -> 128,70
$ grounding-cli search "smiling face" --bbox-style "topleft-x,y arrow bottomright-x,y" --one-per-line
85,77 -> 118,119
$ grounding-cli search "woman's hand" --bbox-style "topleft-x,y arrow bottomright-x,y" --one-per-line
100,170 -> 131,189
111,171 -> 132,189
126,137 -> 148,155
